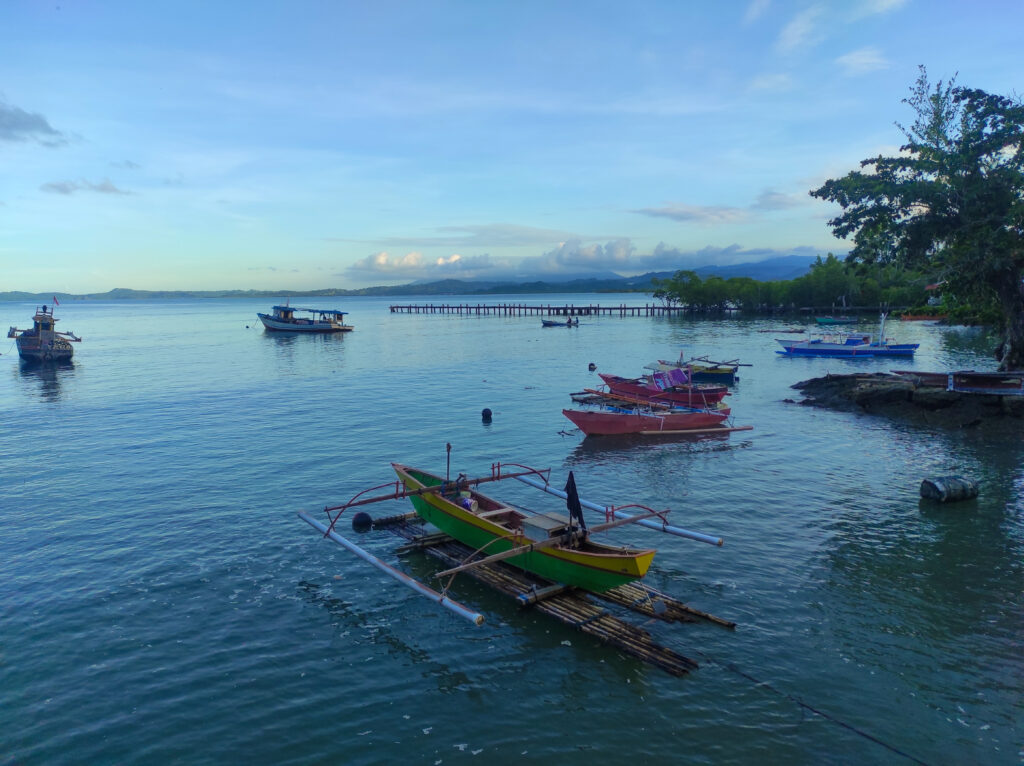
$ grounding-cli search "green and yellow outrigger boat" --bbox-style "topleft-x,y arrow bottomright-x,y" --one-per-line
392,463 -> 655,593
298,450 -> 724,626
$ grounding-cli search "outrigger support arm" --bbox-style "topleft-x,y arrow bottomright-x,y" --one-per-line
321,465 -> 552,536
298,510 -> 485,626
514,475 -> 724,546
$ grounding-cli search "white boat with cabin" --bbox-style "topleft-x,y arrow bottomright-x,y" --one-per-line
257,305 -> 353,333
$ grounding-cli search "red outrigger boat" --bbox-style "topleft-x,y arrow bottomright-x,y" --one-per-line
562,404 -> 731,436
598,372 -> 729,407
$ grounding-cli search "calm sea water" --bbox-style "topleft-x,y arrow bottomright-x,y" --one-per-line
1,295 -> 1021,765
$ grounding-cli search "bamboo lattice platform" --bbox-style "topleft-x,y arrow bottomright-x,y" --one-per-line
381,516 -> 735,676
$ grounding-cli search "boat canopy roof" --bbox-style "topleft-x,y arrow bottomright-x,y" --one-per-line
272,305 -> 348,316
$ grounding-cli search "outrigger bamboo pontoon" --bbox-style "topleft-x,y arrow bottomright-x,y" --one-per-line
298,447 -> 734,674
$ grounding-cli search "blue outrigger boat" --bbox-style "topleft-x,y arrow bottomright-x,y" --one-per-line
777,314 -> 918,358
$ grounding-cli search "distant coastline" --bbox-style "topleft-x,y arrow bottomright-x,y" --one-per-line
1,256 -> 820,302
0,282 -> 653,302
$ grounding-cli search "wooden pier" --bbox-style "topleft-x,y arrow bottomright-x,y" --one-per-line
389,303 -> 689,318
382,516 -> 735,676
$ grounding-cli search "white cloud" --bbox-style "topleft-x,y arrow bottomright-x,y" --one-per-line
752,190 -> 805,210
634,203 -> 750,224
744,0 -> 771,24
748,73 -> 794,92
369,223 -> 582,249
836,47 -> 889,75
852,0 -> 907,18
40,178 -> 131,195
775,6 -> 824,53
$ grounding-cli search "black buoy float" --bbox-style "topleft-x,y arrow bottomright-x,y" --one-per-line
351,511 -> 374,532
481,408 -> 492,423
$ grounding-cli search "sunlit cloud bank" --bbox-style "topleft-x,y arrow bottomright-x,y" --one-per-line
344,240 -> 824,283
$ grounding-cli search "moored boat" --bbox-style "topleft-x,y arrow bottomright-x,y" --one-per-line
541,317 -> 578,327
570,388 -> 732,416
598,372 -> 729,406
392,463 -> 654,592
815,315 -> 858,325
7,304 -> 81,362
892,369 -> 1024,395
257,304 -> 353,332
778,314 -> 918,357
562,404 -> 730,436
645,354 -> 745,385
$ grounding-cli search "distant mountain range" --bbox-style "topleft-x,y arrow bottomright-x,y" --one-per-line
1,255 -> 818,301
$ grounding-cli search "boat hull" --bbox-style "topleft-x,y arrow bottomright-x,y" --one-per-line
562,407 -> 728,436
815,316 -> 858,325
893,370 -> 1024,394
776,338 -> 918,357
393,465 -> 655,592
687,365 -> 737,384
598,373 -> 728,406
257,314 -> 353,332
15,335 -> 75,362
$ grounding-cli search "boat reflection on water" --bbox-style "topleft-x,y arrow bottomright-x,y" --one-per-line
563,427 -> 745,462
16,360 -> 74,402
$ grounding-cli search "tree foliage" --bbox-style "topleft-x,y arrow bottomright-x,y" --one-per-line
811,67 -> 1024,369
650,256 -> 932,314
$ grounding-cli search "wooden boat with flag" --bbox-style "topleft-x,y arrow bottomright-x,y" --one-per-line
296,449 -> 735,674
7,303 -> 81,362
257,304 -> 353,332
391,463 -> 656,592
645,353 -> 749,385
598,371 -> 729,407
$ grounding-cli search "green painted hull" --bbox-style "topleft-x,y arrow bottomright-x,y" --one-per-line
397,467 -> 652,592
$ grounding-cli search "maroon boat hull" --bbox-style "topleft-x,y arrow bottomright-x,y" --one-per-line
562,408 -> 729,436
598,373 -> 728,406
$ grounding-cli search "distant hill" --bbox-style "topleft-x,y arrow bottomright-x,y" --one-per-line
0,255 -> 819,301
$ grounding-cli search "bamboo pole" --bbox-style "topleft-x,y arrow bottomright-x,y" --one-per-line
298,511 -> 485,626
515,475 -> 724,546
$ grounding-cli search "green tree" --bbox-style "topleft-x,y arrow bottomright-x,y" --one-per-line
811,68 -> 1024,369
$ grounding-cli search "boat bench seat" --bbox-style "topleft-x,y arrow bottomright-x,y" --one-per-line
477,508 -> 514,519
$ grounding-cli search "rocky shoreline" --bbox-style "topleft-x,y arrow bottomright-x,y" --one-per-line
786,372 -> 1024,432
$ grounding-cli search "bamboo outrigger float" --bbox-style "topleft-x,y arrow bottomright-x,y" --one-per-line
297,446 -> 734,674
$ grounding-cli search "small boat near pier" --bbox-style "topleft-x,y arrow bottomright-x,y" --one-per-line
257,304 -> 353,332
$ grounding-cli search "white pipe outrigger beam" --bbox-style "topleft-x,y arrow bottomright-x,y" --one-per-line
298,510 -> 486,626
514,476 -> 723,546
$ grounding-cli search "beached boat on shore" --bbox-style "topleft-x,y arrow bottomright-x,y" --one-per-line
892,369 -> 1024,395
7,304 -> 81,362
257,305 -> 353,332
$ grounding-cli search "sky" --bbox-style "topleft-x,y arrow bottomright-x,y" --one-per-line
1,0 -> 1021,292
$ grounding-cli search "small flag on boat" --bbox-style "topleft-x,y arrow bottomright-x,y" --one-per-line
564,471 -> 587,531
53,295 -> 60,305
